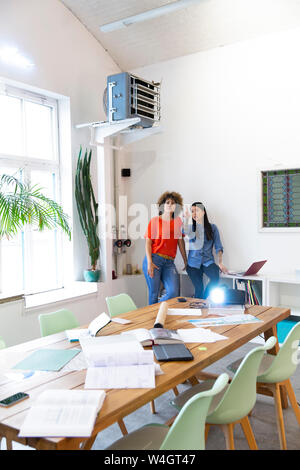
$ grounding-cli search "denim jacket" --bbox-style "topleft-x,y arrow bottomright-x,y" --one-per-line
184,223 -> 223,269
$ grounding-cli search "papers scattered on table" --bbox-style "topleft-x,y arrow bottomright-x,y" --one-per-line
189,314 -> 262,328
19,389 -> 106,438
177,328 -> 228,343
81,335 -> 156,389
167,308 -> 203,316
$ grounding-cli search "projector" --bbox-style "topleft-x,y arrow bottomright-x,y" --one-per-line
104,72 -> 161,128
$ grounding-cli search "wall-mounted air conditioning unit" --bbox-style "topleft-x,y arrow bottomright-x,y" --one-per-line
104,72 -> 161,128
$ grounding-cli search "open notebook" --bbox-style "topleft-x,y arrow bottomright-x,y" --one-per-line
19,389 -> 106,438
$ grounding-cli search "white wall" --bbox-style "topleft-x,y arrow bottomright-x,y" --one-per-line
123,28 -> 300,276
0,0 -> 147,346
0,0 -> 121,280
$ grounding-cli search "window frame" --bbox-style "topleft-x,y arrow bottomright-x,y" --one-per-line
0,82 -> 69,295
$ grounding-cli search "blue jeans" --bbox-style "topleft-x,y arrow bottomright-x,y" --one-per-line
186,263 -> 220,299
143,253 -> 180,305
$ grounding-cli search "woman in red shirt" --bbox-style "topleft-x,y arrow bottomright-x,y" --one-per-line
143,191 -> 187,305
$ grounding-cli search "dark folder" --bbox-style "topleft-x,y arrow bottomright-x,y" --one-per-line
153,344 -> 194,362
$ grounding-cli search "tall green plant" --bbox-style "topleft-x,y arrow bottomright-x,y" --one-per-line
75,147 -> 100,271
0,173 -> 71,239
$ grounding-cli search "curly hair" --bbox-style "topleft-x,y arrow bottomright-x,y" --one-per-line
157,191 -> 183,218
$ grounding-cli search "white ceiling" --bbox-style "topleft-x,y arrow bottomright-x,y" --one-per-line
60,0 -> 300,70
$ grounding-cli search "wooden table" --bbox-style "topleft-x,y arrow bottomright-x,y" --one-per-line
0,298 -> 290,450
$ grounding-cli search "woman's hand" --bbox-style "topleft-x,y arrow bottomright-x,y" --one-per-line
148,261 -> 159,278
184,207 -> 191,220
218,263 -> 228,274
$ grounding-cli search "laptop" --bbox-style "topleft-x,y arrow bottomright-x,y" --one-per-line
228,260 -> 267,277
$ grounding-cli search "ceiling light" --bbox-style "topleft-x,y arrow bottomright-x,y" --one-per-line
100,0 -> 202,33
0,46 -> 34,69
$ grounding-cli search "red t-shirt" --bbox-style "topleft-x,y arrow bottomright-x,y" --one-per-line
144,216 -> 183,259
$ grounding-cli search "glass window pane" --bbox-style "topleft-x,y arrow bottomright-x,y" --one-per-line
25,101 -> 54,160
0,167 -> 24,294
1,233 -> 24,294
26,230 -> 61,293
0,95 -> 23,156
24,170 -> 62,294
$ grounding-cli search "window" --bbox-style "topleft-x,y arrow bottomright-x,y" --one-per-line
0,85 -> 64,295
262,169 -> 300,228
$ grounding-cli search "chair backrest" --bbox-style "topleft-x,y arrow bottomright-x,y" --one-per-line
105,293 -> 137,317
159,373 -> 229,450
0,336 -> 6,349
207,336 -> 277,424
257,321 -> 300,383
39,309 -> 79,337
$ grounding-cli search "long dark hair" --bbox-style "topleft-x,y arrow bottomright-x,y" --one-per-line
191,202 -> 213,240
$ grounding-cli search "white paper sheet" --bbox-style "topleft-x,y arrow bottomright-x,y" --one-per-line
167,308 -> 203,316
80,334 -> 143,367
177,328 -> 228,343
85,364 -> 156,389
111,317 -> 132,325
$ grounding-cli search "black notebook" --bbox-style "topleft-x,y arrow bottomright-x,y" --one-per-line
153,344 -> 194,362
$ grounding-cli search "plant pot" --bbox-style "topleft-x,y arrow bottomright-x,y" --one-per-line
83,269 -> 100,282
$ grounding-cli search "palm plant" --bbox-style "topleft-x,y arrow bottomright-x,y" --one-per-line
75,147 -> 100,273
0,173 -> 71,239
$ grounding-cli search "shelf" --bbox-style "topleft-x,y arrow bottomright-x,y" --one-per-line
221,273 -> 266,281
75,118 -> 162,146
267,273 -> 300,285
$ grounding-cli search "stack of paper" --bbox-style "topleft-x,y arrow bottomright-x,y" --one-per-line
19,389 -> 105,438
80,335 -> 156,389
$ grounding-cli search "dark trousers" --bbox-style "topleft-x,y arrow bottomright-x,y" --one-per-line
186,263 -> 220,299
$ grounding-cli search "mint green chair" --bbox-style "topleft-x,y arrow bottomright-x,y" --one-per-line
171,337 -> 277,450
105,293 -> 137,317
0,336 -> 5,350
227,322 -> 300,449
254,322 -> 300,450
38,309 -> 79,337
106,373 -> 229,450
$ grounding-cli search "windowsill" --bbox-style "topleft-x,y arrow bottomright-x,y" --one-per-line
25,282 -> 99,311
0,292 -> 25,304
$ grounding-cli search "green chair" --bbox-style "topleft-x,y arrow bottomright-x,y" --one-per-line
171,336 -> 277,450
38,309 -> 79,337
105,293 -> 137,317
106,373 -> 229,450
227,322 -> 300,449
255,323 -> 300,449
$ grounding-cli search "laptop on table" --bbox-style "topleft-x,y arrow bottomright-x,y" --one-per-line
228,260 -> 267,277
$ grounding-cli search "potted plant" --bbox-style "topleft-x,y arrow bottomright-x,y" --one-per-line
0,173 -> 71,239
75,147 -> 100,282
